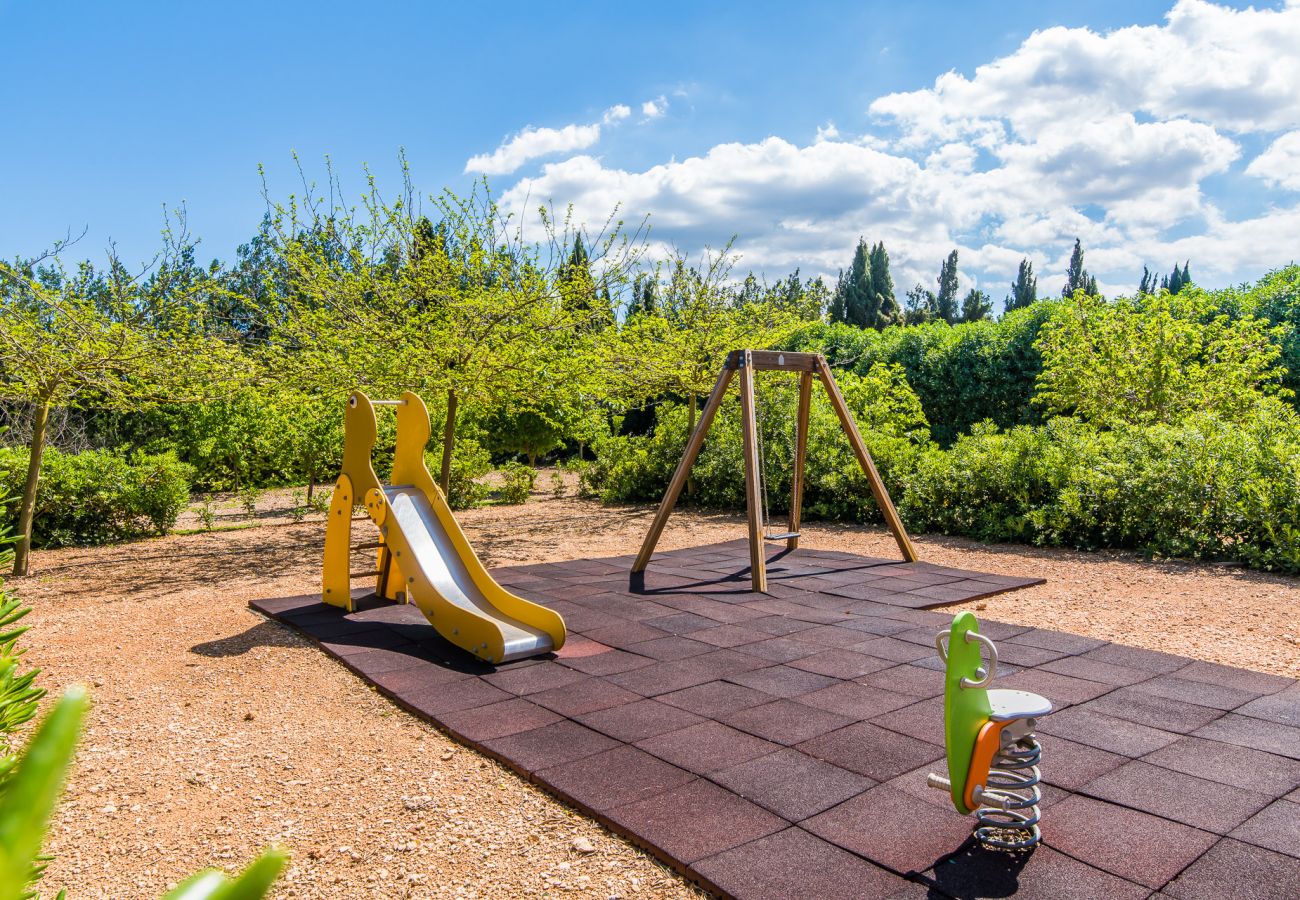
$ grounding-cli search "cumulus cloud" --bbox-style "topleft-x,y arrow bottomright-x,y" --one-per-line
1245,131 -> 1300,191
495,1 -> 1300,292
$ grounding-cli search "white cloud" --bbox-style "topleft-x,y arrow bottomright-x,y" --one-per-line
494,2 -> 1300,292
815,122 -> 840,143
641,96 -> 668,119
1246,131 -> 1300,191
464,103 -> 639,175
603,104 -> 632,124
465,123 -> 602,176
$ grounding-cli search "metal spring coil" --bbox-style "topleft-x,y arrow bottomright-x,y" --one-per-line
974,734 -> 1044,851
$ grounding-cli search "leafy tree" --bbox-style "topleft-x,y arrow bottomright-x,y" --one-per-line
0,248 -> 242,575
1006,258 -> 1038,312
1035,289 -> 1290,427
936,250 -> 961,324
904,282 -> 937,325
960,288 -> 993,323
1061,238 -> 1099,297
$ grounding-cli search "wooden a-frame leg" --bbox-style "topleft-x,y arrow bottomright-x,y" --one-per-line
738,352 -> 768,593
632,366 -> 736,573
787,371 -> 813,551
815,358 -> 918,562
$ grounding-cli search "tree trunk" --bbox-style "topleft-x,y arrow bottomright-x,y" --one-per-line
13,400 -> 51,576
439,388 -> 458,494
686,394 -> 698,500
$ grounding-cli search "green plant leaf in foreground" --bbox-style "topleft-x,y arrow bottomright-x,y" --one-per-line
160,849 -> 287,900
0,686 -> 86,900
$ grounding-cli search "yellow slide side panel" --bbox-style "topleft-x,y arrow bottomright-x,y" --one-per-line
322,475 -> 355,609
390,393 -> 566,653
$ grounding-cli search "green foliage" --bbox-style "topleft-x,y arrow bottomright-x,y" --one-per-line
237,485 -> 262,518
196,495 -> 217,531
427,438 -> 491,510
1224,265 -> 1300,403
549,468 -> 567,499
496,463 -> 537,505
0,449 -> 192,547
1035,289 -> 1290,427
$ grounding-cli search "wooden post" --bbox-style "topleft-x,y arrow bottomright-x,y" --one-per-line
815,356 -> 918,562
787,371 -> 813,551
631,365 -> 736,573
737,352 -> 768,593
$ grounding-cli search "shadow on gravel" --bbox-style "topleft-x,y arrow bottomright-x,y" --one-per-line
190,619 -> 306,657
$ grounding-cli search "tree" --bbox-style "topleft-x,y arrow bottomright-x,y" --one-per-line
828,269 -> 847,324
0,246 -> 242,574
960,288 -> 993,323
1061,238 -> 1099,297
868,242 -> 901,328
842,239 -> 873,328
1161,261 -> 1192,295
1006,258 -> 1038,312
905,282 -> 937,325
1138,265 -> 1157,295
829,239 -> 900,330
936,250 -> 961,324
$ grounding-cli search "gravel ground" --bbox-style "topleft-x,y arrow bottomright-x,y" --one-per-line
13,471 -> 1299,898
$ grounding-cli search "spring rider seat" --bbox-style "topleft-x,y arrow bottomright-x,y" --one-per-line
927,611 -> 1053,850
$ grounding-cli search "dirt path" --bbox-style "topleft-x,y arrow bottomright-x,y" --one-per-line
15,476 -> 1299,898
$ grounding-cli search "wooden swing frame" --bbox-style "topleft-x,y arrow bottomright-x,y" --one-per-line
631,350 -> 918,593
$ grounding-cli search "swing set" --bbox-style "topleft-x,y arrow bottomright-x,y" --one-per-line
632,349 -> 917,592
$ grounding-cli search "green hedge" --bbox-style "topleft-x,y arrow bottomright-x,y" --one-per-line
0,448 -> 193,548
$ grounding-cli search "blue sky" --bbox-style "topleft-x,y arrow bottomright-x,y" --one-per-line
3,0 -> 1297,298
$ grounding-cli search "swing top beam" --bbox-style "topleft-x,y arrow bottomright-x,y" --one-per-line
632,348 -> 918,593
724,349 -> 821,372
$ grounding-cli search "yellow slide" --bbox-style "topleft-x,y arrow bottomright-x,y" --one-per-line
322,391 -> 565,664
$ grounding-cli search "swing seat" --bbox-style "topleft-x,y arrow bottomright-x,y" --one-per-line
763,531 -> 801,541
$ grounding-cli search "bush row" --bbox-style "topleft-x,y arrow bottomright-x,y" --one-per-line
582,368 -> 1300,574
0,448 -> 192,548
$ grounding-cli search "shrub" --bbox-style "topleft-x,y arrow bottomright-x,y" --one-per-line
549,467 -> 567,499
238,484 -> 263,517
497,462 -> 537,505
0,449 -> 193,547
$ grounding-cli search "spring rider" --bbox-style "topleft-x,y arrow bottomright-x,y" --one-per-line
927,611 -> 1053,850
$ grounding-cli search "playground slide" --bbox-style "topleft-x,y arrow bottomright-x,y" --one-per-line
375,484 -> 559,663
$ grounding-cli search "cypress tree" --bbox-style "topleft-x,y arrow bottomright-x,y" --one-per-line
1006,258 -> 1038,312
936,250 -> 960,324
1139,265 -> 1155,295
843,238 -> 873,328
828,269 -> 847,323
1061,238 -> 1097,296
868,242 -> 901,328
